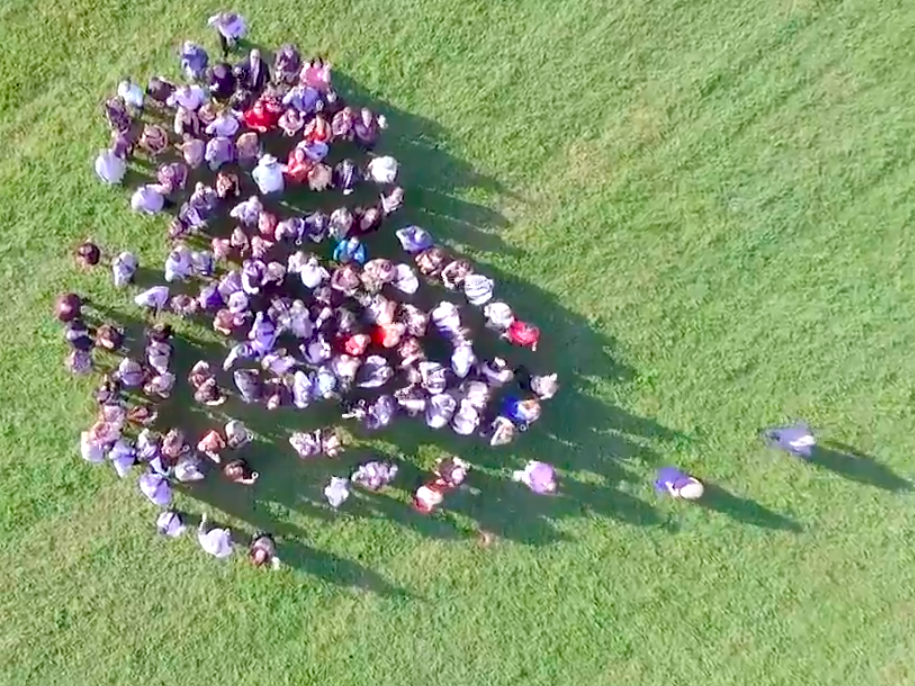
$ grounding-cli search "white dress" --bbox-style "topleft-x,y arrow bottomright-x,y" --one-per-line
366,156 -> 398,184
94,150 -> 126,185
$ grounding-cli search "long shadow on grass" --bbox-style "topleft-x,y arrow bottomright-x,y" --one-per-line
810,443 -> 911,493
86,69 -> 685,572
698,484 -> 801,532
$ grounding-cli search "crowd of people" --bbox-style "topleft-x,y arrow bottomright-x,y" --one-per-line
60,14 -> 823,567
59,14 -> 567,566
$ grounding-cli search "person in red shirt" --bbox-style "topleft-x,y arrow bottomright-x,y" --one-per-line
285,146 -> 313,184
243,99 -> 280,133
505,320 -> 541,351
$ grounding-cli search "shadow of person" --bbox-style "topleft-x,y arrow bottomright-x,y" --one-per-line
810,443 -> 912,493
698,484 -> 802,532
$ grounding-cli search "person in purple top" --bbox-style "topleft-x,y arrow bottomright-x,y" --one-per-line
395,226 -> 433,254
156,510 -> 186,538
654,467 -> 704,500
180,41 -> 209,81
282,83 -> 320,113
512,461 -> 557,494
240,259 -> 265,294
139,471 -> 172,506
108,439 -> 136,478
761,422 -> 816,459
248,312 -> 277,355
205,136 -> 235,171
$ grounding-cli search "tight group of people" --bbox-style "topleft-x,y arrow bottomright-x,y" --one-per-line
62,14 -> 566,565
68,14 -> 817,563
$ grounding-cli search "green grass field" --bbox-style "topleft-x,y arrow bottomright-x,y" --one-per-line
3,0 -> 915,684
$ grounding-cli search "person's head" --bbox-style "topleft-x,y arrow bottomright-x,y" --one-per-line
251,546 -> 270,566
75,241 -> 101,268
520,398 -> 541,417
250,49 -> 261,63
224,459 -> 247,480
55,293 -> 83,322
147,322 -> 172,343
677,479 -> 704,500
96,323 -> 124,351
360,108 -> 373,125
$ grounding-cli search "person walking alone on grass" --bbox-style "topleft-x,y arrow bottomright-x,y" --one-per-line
208,11 -> 247,58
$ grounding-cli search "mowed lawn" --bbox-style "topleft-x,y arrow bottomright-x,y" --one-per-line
2,0 -> 915,684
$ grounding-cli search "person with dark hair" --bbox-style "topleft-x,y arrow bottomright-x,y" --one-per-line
75,241 -> 101,269
55,293 -> 83,322
235,48 -> 270,93
223,458 -> 259,485
274,44 -> 302,85
249,532 -> 281,568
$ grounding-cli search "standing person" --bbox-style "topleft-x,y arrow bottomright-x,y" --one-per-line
156,510 -> 186,538
273,44 -> 302,85
117,77 -> 145,113
654,467 -> 704,500
94,148 -> 126,185
235,49 -> 270,94
512,461 -> 557,494
180,41 -> 210,81
249,532 -> 281,568
207,11 -> 247,58
197,513 -> 233,558
207,62 -> 236,100
761,423 -> 816,459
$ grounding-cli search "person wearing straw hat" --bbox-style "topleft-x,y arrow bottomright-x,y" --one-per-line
252,153 -> 285,194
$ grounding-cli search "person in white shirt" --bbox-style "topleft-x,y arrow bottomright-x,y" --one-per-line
252,154 -> 285,194
197,513 -> 233,558
94,149 -> 126,185
167,84 -> 206,111
117,77 -> 144,112
205,110 -> 239,137
208,11 -> 247,57
130,185 -> 165,214
366,155 -> 398,184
